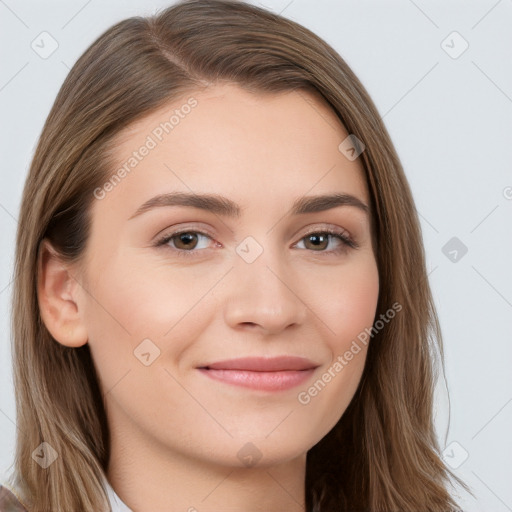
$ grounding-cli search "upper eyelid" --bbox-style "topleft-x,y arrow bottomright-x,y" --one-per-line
301,225 -> 351,237
157,224 -> 352,238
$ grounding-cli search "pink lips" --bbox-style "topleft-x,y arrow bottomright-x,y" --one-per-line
197,356 -> 319,391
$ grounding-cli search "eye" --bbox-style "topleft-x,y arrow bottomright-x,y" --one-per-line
155,230 -> 214,255
294,227 -> 357,254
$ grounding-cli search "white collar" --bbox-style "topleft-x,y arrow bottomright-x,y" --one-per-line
104,477 -> 133,512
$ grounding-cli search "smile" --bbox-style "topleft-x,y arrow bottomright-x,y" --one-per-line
196,356 -> 319,391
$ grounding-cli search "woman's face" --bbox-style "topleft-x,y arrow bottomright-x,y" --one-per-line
75,83 -> 379,469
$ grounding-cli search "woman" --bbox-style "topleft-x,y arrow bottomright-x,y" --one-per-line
1,0 -> 471,510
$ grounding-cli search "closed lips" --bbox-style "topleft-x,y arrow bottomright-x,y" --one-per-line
196,357 -> 320,391
197,356 -> 319,372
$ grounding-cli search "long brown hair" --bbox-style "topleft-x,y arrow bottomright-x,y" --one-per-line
8,1 -> 471,510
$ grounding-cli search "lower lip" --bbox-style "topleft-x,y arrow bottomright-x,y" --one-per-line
197,368 -> 316,391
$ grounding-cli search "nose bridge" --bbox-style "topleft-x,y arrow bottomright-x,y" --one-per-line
223,235 -> 307,333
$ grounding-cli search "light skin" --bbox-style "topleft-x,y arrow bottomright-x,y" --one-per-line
38,83 -> 379,512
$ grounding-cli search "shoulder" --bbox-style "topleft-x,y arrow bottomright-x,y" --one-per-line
0,484 -> 28,512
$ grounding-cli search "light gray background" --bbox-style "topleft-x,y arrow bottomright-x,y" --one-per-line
1,1 -> 511,510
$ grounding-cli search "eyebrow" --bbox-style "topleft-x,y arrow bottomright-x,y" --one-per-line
128,191 -> 369,220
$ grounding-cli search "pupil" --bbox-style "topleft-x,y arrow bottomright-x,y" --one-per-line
309,234 -> 327,249
179,233 -> 196,248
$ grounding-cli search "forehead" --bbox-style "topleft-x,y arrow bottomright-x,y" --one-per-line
101,82 -> 369,213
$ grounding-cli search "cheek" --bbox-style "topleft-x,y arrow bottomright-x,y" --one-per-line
288,253 -> 378,411
309,255 -> 380,349
292,261 -> 379,440
80,254 -> 220,380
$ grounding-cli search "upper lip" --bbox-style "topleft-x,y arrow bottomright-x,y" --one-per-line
198,356 -> 319,372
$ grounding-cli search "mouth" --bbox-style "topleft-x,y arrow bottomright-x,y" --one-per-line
196,356 -> 320,392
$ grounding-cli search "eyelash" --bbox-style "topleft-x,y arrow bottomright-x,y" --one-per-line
154,227 -> 358,258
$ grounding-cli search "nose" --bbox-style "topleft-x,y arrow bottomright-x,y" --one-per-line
223,247 -> 308,335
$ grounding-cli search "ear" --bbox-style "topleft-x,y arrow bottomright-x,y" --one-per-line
37,238 -> 88,347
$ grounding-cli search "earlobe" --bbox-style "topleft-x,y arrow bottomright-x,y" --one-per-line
37,238 -> 88,348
